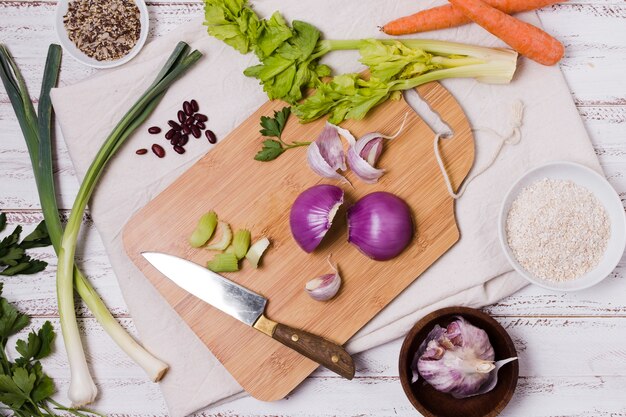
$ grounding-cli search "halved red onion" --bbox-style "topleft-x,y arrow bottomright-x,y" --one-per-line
334,115 -> 407,184
347,192 -> 413,261
290,185 -> 344,253
306,123 -> 348,182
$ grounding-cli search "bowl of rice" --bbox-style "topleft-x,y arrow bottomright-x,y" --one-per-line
498,161 -> 626,291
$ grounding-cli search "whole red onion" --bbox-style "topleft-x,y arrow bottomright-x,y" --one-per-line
347,192 -> 413,261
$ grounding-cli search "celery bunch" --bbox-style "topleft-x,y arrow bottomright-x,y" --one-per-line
204,0 -> 518,123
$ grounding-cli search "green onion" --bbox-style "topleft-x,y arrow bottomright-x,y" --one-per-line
245,237 -> 270,268
0,42 -> 202,406
207,253 -> 240,272
189,211 -> 218,247
56,42 -> 201,406
232,229 -> 251,260
206,221 -> 233,251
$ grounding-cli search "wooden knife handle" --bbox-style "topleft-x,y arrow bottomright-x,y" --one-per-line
273,322 -> 355,380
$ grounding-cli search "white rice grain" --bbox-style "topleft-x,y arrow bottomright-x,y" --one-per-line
506,178 -> 610,282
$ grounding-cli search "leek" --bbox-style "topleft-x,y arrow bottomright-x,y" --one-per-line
0,42 -> 201,406
55,42 -> 202,406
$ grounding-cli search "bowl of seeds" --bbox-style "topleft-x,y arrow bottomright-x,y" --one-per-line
55,0 -> 149,69
499,161 -> 626,291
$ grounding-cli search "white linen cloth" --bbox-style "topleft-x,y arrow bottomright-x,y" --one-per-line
50,1 -> 600,415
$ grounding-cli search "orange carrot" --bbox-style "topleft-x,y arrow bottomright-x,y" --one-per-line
447,0 -> 564,65
382,0 -> 564,35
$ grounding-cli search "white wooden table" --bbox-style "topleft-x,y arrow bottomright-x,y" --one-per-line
1,1 -> 625,416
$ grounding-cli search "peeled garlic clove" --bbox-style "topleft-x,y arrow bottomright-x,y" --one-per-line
305,258 -> 341,301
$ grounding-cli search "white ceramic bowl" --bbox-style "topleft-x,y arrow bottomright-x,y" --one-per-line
499,161 -> 626,291
55,0 -> 149,69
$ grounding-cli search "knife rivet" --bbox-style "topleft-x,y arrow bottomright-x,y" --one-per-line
331,354 -> 339,363
291,334 -> 299,342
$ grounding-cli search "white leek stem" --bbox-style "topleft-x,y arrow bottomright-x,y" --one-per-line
74,276 -> 168,381
57,246 -> 98,407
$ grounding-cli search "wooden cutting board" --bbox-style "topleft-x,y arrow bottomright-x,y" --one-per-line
123,81 -> 474,401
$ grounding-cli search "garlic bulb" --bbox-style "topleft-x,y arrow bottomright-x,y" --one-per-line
305,257 -> 341,301
412,316 -> 517,398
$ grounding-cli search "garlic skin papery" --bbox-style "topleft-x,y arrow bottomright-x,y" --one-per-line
305,257 -> 341,301
412,316 -> 517,398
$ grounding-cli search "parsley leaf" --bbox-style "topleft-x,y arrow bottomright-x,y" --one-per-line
0,213 -> 50,276
0,284 -> 100,416
259,106 -> 290,139
254,106 -> 310,162
16,321 -> 55,363
254,140 -> 284,161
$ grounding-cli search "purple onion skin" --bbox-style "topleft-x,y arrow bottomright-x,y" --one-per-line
347,192 -> 413,261
290,184 -> 344,253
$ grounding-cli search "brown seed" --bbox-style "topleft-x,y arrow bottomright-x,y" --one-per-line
135,148 -> 148,155
168,120 -> 181,131
196,121 -> 206,130
174,145 -> 186,154
191,125 -> 201,138
206,129 -> 217,144
194,113 -> 208,122
148,126 -> 161,134
178,135 -> 189,146
182,125 -> 191,135
183,101 -> 193,116
191,99 -> 199,112
151,144 -> 165,158
165,129 -> 176,139
177,110 -> 187,123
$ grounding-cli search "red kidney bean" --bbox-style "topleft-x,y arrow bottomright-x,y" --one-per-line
191,99 -> 199,112
136,148 -> 148,155
182,125 -> 191,135
171,136 -> 180,146
196,121 -> 206,130
194,113 -> 208,122
191,125 -> 201,138
151,144 -> 165,158
206,130 -> 217,144
184,117 -> 194,126
148,126 -> 161,134
183,101 -> 193,116
177,110 -> 187,123
178,135 -> 189,146
174,145 -> 186,154
165,129 -> 176,139
168,120 -> 181,131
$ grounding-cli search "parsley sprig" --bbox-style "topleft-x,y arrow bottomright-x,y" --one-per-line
0,283 -> 103,417
254,106 -> 310,161
0,213 -> 51,277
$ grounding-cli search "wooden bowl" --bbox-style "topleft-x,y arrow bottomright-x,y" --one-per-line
399,307 -> 518,417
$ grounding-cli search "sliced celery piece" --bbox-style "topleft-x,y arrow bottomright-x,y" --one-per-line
207,253 -> 239,272
189,211 -> 218,247
232,229 -> 251,260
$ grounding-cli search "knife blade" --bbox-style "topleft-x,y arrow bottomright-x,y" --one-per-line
142,252 -> 354,380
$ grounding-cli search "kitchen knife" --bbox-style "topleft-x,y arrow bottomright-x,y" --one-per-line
142,251 -> 355,380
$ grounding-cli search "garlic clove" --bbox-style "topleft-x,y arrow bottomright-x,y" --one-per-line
305,257 -> 341,301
